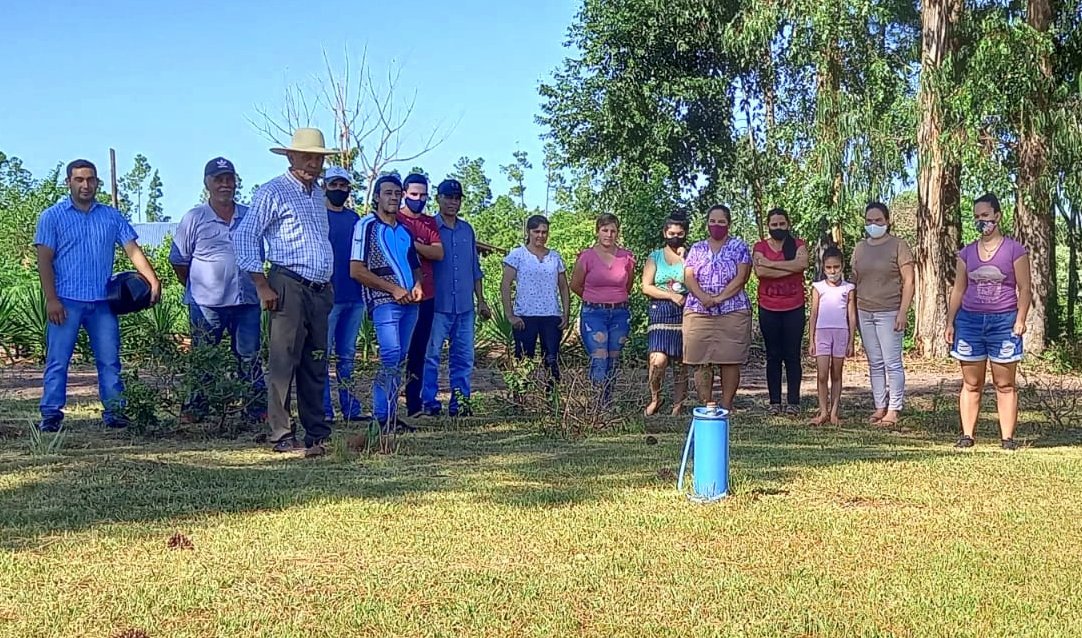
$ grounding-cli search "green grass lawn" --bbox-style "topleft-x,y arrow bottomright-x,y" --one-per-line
2,407 -> 1082,637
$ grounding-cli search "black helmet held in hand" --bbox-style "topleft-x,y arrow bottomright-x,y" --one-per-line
106,271 -> 153,315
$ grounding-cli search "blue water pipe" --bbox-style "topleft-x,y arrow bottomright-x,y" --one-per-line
677,403 -> 731,502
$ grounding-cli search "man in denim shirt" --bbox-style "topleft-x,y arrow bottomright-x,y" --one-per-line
421,179 -> 492,417
34,159 -> 161,431
170,157 -> 265,423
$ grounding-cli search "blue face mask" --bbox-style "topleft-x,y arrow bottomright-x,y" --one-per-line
404,197 -> 427,214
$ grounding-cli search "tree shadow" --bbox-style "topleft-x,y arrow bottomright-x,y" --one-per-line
0,421 -> 957,549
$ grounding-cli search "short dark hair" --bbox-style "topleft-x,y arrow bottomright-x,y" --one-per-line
706,204 -> 732,224
402,173 -> 429,190
974,192 -> 1001,213
372,174 -> 403,202
865,201 -> 890,219
66,159 -> 97,179
596,213 -> 620,231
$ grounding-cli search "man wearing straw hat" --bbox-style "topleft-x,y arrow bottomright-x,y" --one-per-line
234,128 -> 338,457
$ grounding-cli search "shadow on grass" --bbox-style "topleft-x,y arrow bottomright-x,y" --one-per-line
0,421 -> 959,549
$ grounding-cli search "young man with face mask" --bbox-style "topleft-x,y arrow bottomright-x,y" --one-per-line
321,166 -> 370,425
396,173 -> 444,418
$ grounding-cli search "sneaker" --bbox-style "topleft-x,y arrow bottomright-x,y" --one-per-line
954,435 -> 975,450
272,437 -> 299,453
1001,438 -> 1019,452
304,443 -> 327,458
769,404 -> 782,416
344,413 -> 373,423
785,404 -> 800,417
38,418 -> 63,433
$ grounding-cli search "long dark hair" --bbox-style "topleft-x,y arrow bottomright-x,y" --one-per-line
767,207 -> 797,260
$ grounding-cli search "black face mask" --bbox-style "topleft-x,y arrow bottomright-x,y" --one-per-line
769,228 -> 789,241
665,236 -> 686,249
326,189 -> 349,207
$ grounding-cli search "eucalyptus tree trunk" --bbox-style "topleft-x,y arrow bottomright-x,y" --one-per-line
1013,0 -> 1055,352
914,0 -> 963,357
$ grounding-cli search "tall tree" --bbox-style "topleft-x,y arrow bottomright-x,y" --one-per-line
1013,0 -> 1055,350
500,150 -> 531,208
914,0 -> 964,357
119,154 -> 153,222
448,156 -> 493,218
252,49 -> 450,207
145,170 -> 165,222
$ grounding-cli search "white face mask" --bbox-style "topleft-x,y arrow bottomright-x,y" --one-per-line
826,271 -> 843,283
865,223 -> 888,239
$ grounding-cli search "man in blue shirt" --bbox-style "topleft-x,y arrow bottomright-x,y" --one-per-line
169,157 -> 265,423
421,180 -> 491,417
350,174 -> 423,431
321,166 -> 370,423
34,159 -> 162,431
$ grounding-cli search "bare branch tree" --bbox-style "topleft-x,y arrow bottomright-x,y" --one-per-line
251,47 -> 455,207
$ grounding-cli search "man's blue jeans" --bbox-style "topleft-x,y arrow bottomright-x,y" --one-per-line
40,299 -> 123,425
422,310 -> 476,415
188,303 -> 265,419
323,301 -> 367,420
371,302 -> 419,424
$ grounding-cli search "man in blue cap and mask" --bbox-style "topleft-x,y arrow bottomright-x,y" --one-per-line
34,158 -> 161,432
321,166 -> 370,424
170,157 -> 266,424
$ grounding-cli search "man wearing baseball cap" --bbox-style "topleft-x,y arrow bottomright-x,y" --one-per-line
321,166 -> 370,424
170,157 -> 266,424
421,178 -> 492,417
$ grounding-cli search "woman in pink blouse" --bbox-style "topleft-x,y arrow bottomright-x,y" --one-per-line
682,205 -> 753,410
570,214 -> 636,404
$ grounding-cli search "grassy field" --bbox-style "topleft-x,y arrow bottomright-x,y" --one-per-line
2,384 -> 1082,638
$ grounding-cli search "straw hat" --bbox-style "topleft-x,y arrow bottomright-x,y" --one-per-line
270,128 -> 339,155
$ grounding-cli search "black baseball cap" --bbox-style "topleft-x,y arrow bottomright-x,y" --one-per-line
437,179 -> 463,197
204,157 -> 236,178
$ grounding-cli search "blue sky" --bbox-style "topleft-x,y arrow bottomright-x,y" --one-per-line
0,0 -> 579,221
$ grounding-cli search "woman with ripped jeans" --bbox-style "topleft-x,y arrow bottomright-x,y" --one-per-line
570,213 -> 636,405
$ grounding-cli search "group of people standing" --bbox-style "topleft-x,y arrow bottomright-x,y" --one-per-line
33,125 -> 1033,454
502,198 -> 1031,451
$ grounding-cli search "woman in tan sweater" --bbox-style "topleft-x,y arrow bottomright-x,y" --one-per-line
850,202 -> 915,426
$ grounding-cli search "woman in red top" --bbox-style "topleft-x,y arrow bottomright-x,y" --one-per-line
752,208 -> 809,416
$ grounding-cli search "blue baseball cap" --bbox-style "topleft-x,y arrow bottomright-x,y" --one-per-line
204,157 -> 235,178
437,179 -> 463,197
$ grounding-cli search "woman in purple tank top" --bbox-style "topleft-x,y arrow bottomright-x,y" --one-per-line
945,193 -> 1032,451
